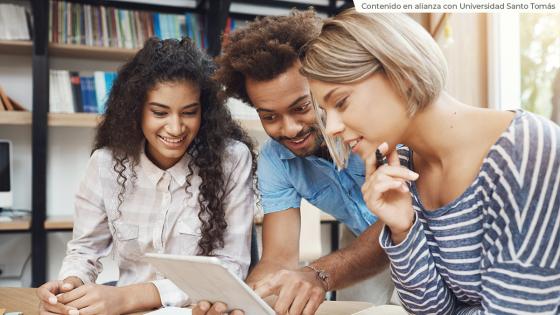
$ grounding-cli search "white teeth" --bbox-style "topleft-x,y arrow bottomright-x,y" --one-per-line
290,134 -> 309,144
159,135 -> 185,144
349,138 -> 361,149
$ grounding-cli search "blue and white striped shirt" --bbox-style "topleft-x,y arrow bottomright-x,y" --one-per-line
380,110 -> 560,314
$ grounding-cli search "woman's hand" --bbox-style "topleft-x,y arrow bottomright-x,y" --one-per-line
362,142 -> 419,244
56,284 -> 126,315
37,277 -> 84,315
192,301 -> 244,315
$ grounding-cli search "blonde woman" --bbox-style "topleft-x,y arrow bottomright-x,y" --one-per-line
300,9 -> 560,314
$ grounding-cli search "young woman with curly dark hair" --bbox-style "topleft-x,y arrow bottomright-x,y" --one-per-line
36,37 -> 258,315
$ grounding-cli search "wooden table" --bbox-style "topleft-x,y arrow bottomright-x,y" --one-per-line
0,288 -> 38,314
0,288 -> 373,315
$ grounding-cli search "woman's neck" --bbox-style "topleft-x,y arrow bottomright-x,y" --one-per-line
401,93 -> 488,171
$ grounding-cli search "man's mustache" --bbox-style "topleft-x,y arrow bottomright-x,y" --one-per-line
277,126 -> 318,142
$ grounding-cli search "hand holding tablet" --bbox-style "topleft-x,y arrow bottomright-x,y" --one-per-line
143,253 -> 275,315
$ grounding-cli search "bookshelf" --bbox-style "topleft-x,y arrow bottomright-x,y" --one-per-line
0,40 -> 32,55
48,112 -> 101,127
45,112 -> 264,132
0,218 -> 32,232
44,216 -> 73,230
49,43 -> 138,61
45,213 -> 337,231
15,0 -> 350,287
0,112 -> 32,125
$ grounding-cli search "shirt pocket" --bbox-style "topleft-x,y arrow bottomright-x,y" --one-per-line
113,221 -> 142,260
176,218 -> 201,255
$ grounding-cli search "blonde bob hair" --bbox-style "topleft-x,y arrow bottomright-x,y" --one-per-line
300,9 -> 448,168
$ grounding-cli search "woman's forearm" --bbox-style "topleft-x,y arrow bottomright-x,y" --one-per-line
118,282 -> 162,314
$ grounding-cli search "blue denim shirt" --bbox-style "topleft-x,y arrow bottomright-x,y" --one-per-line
257,139 -> 377,235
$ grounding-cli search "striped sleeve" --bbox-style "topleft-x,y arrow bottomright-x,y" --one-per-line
380,217 -> 460,314
478,114 -> 560,314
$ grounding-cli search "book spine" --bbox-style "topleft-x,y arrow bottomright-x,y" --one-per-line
114,8 -> 122,48
94,71 -> 107,114
87,77 -> 98,113
70,71 -> 83,112
153,12 -> 161,39
48,1 -> 53,43
101,6 -> 108,47
79,3 -> 85,45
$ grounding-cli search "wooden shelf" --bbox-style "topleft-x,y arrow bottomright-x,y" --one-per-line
48,112 -> 101,127
45,112 -> 263,132
49,43 -> 138,61
0,111 -> 32,125
46,213 -> 336,230
44,216 -> 73,230
0,40 -> 32,55
0,217 -> 31,231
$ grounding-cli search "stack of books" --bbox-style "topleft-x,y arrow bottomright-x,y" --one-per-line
0,4 -> 32,41
49,70 -> 117,114
49,0 -> 207,49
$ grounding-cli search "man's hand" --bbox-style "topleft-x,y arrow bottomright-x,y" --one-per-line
56,283 -> 125,315
37,277 -> 84,315
253,269 -> 326,315
192,301 -> 244,315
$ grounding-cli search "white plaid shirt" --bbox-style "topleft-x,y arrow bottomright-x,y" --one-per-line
59,140 -> 254,307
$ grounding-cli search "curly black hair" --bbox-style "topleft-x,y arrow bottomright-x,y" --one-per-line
93,37 -> 257,256
214,9 -> 322,106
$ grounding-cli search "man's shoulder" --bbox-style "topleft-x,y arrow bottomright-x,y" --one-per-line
259,139 -> 294,161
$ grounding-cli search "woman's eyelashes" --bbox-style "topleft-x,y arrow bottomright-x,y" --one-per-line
152,110 -> 167,117
334,95 -> 349,110
182,109 -> 199,116
151,109 -> 199,117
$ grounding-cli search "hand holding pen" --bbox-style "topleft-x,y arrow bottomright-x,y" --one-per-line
361,142 -> 419,244
376,148 -> 388,168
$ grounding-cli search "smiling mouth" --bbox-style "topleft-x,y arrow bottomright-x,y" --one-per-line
158,135 -> 186,145
286,132 -> 311,145
347,137 -> 363,150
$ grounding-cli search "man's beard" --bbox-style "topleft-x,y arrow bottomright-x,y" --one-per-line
273,124 -> 325,157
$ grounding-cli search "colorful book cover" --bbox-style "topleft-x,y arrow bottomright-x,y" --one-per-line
153,12 -> 161,39
80,76 -> 97,113
93,71 -> 107,114
185,13 -> 193,40
70,71 -> 83,112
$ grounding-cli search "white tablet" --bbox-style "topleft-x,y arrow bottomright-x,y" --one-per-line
143,253 -> 275,315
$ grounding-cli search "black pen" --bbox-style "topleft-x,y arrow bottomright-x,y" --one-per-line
375,149 -> 387,167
